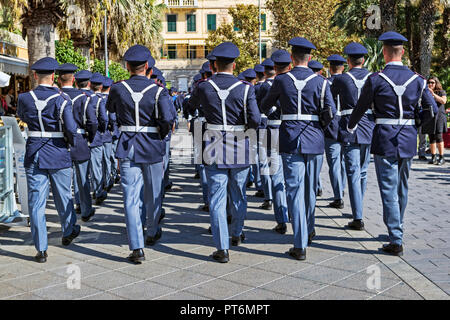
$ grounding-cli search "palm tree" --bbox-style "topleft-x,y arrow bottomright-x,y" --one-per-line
380,0 -> 399,32
419,0 -> 438,77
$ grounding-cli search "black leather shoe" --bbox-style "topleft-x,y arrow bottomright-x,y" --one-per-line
34,251 -> 47,263
74,205 -> 81,215
260,200 -> 273,210
227,215 -> 232,225
159,208 -> 166,223
436,155 -> 445,166
231,232 -> 245,246
347,219 -> 364,231
381,243 -> 403,256
95,193 -> 107,205
429,154 -> 438,164
194,172 -> 200,179
316,189 -> 323,197
287,247 -> 306,260
254,190 -> 265,198
273,223 -> 287,234
81,208 -> 95,222
211,250 -> 229,263
208,226 -> 212,234
145,229 -> 162,246
308,230 -> 316,245
329,199 -> 344,209
246,181 -> 253,188
164,182 -> 173,191
418,155 -> 427,161
200,204 -> 209,212
62,225 -> 81,246
114,175 -> 121,184
127,249 -> 145,264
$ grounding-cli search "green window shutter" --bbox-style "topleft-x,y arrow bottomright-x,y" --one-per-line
167,15 -> 177,32
168,45 -> 176,59
261,14 -> 266,31
187,14 -> 196,32
207,14 -> 216,31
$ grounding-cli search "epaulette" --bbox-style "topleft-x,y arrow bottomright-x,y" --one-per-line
240,80 -> 252,85
60,92 -> 71,100
415,72 -> 426,80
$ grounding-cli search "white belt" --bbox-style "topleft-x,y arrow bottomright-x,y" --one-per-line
195,117 -> 206,122
119,126 -> 159,133
206,124 -> 246,131
338,109 -> 373,116
281,114 -> 319,121
77,128 -> 86,134
376,118 -> 415,126
267,120 -> 282,126
27,131 -> 65,138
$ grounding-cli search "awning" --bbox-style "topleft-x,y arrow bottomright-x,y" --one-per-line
0,55 -> 28,76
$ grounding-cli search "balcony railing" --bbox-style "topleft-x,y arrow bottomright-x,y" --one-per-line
164,0 -> 198,7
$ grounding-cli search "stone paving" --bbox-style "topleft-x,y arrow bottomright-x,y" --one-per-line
0,124 -> 449,300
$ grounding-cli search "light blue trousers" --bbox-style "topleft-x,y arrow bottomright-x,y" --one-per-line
268,155 -> 288,224
119,154 -> 164,250
89,145 -> 106,199
374,155 -> 412,246
25,153 -> 77,252
343,143 -> 371,220
73,164 -> 80,205
73,159 -> 94,218
282,153 -> 321,249
205,165 -> 250,251
102,142 -> 113,189
111,139 -> 119,180
324,138 -> 346,200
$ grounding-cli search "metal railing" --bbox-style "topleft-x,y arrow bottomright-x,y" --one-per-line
164,0 -> 198,7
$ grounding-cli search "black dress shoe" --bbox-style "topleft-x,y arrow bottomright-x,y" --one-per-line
287,247 -> 306,260
436,155 -> 445,165
254,190 -> 265,198
34,251 -> 47,263
260,200 -> 273,210
62,225 -> 81,246
316,189 -> 323,197
194,172 -> 200,179
81,208 -> 95,222
211,250 -> 229,263
114,175 -> 121,184
246,181 -> 253,188
164,182 -> 173,191
347,219 -> 364,231
381,243 -> 403,256
227,215 -> 232,225
75,205 -> 81,215
159,208 -> 166,223
208,226 -> 212,234
329,199 -> 344,209
231,232 -> 245,246
308,230 -> 316,245
429,154 -> 438,164
200,204 -> 209,212
273,223 -> 287,234
95,193 -> 107,205
145,229 -> 162,246
127,249 -> 145,264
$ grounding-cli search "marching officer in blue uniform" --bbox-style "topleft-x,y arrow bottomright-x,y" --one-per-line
190,42 -> 260,263
241,68 -> 257,85
331,43 -> 374,230
259,49 -> 290,234
58,63 -> 98,223
106,45 -> 174,263
102,76 -> 120,184
100,76 -> 115,193
308,60 -> 324,75
347,32 -> 437,256
261,37 -> 336,260
18,58 -> 81,263
252,58 -> 275,205
322,54 -> 348,210
74,70 -> 108,205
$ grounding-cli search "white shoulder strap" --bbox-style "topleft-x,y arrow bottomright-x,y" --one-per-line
208,79 -> 243,127
71,93 -> 85,104
243,84 -> 250,125
83,96 -> 91,126
154,86 -> 164,119
379,73 -> 419,120
122,81 -> 157,127
320,79 -> 327,111
30,91 -> 62,133
346,72 -> 372,99
418,78 -> 427,108
95,95 -> 102,118
59,100 -> 69,131
286,72 -> 317,116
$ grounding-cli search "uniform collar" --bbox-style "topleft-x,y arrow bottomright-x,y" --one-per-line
386,61 -> 403,66
266,77 -> 275,81
62,86 -> 74,89
38,84 -> 53,87
293,65 -> 309,69
217,72 -> 233,75
129,75 -> 148,80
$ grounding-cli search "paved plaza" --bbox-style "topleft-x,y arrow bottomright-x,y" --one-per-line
0,124 -> 449,300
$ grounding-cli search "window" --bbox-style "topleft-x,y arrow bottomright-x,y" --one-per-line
233,21 -> 241,31
261,14 -> 266,31
261,43 -> 267,59
187,45 -> 197,59
168,45 -> 177,59
167,14 -> 177,32
187,14 -> 196,32
207,14 -> 216,31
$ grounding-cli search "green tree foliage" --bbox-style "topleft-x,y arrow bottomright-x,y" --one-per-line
91,58 -> 129,82
266,0 -> 359,65
205,4 -> 261,74
55,39 -> 89,70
